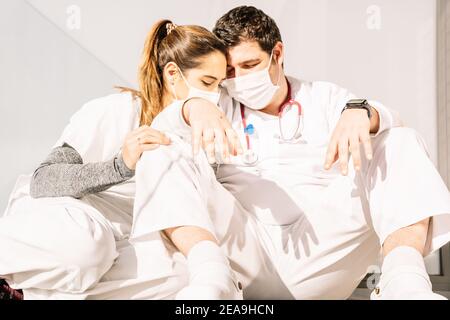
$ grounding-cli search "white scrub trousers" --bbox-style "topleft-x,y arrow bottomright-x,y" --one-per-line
131,127 -> 450,299
0,127 -> 449,299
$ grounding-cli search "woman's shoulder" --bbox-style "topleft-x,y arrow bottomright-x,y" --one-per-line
77,92 -> 140,117
54,92 -> 141,163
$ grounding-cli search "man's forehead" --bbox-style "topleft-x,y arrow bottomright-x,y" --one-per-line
226,40 -> 268,65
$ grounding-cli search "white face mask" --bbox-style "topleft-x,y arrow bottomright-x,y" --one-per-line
171,68 -> 221,105
221,51 -> 281,110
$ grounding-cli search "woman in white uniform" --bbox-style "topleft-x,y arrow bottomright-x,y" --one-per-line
0,20 -> 243,300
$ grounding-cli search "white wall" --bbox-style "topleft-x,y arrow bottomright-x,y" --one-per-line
0,0 -> 440,271
22,0 -> 438,159
0,0 -> 127,214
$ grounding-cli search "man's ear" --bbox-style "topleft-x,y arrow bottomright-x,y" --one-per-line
273,41 -> 285,66
163,62 -> 179,85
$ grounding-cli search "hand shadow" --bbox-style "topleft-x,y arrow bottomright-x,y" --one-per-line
216,170 -> 319,261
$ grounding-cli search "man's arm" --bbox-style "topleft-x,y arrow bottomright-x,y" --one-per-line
151,98 -> 242,163
368,100 -> 404,136
324,82 -> 404,175
369,106 -> 380,134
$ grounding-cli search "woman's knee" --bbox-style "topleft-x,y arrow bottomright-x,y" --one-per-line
137,144 -> 183,171
57,206 -> 118,276
49,228 -> 117,293
0,204 -> 117,292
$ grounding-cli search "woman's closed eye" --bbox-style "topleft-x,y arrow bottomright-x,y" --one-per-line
201,80 -> 214,87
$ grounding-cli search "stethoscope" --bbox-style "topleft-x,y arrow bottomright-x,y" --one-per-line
240,80 -> 304,165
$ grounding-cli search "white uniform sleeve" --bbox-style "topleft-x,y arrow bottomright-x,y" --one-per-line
150,90 -> 235,142
150,100 -> 192,140
53,93 -> 138,163
367,100 -> 403,137
323,82 -> 403,138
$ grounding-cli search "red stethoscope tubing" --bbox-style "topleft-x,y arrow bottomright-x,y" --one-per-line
240,104 -> 251,149
240,79 -> 302,149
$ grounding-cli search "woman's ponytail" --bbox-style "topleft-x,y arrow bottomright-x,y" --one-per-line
137,19 -> 172,126
118,20 -> 226,126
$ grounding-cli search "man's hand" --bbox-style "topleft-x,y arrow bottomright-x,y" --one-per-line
183,98 -> 243,164
324,107 -> 379,175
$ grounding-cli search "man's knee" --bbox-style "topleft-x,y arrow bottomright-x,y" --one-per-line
376,127 -> 418,143
372,127 -> 429,158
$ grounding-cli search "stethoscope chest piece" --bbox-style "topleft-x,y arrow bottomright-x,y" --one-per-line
242,149 -> 258,165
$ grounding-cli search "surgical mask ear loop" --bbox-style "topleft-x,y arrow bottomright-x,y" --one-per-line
269,50 -> 282,88
169,66 -> 189,101
264,50 -> 282,90
177,67 -> 196,97
179,68 -> 190,89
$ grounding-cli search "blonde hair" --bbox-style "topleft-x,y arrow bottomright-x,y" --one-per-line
118,20 -> 227,126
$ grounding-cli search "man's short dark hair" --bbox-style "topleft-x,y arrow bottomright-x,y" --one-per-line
213,6 -> 282,55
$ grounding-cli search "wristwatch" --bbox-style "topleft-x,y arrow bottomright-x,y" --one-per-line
341,99 -> 372,119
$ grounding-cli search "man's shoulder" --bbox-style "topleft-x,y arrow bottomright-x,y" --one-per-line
287,77 -> 344,92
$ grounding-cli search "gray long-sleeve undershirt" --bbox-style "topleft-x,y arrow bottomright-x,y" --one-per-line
30,143 -> 135,199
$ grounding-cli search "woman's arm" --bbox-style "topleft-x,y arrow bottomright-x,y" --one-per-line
30,143 -> 134,199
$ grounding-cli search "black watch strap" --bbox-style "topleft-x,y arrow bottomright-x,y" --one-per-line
341,99 -> 372,119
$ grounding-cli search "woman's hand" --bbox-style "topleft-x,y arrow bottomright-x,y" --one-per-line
183,98 -> 243,164
324,108 -> 378,175
122,126 -> 171,170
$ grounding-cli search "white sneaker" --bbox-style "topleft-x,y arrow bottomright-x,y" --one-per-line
175,274 -> 243,300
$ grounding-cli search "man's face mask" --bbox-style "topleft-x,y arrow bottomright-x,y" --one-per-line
171,67 -> 221,106
221,51 -> 281,110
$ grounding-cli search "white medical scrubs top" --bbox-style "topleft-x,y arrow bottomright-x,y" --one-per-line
152,76 -> 402,226
51,92 -> 141,239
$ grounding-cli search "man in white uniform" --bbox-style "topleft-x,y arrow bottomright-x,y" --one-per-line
134,6 -> 450,299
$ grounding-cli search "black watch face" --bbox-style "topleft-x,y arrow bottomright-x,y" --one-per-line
348,99 -> 367,105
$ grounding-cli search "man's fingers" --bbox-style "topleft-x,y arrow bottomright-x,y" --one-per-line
349,133 -> 362,171
203,128 -> 216,164
338,137 -> 350,175
191,122 -> 203,155
324,137 -> 338,170
225,127 -> 243,156
214,128 -> 230,163
360,131 -> 373,160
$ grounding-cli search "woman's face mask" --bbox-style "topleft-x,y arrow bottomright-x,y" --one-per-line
221,51 -> 281,110
171,67 -> 221,106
